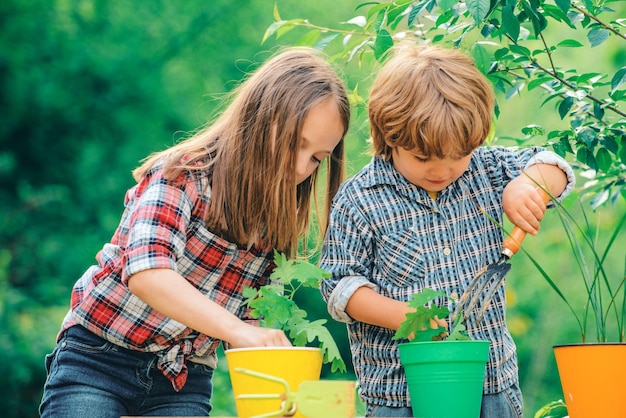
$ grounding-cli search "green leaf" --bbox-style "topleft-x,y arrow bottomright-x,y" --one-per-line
595,148 -> 613,172
472,43 -> 491,75
576,147 -> 596,169
578,127 -> 597,147
588,27 -> 609,47
553,135 -> 574,157
288,317 -> 347,373
534,399 -> 568,418
620,136 -> 626,164
262,20 -> 289,44
611,67 -> 626,93
345,16 -> 367,28
603,134 -> 619,154
448,317 -> 471,341
408,0 -> 433,26
557,39 -> 584,47
558,96 -> 574,119
373,29 -> 394,60
521,124 -> 545,136
247,251 -> 346,371
314,33 -> 339,51
502,5 -> 520,42
250,288 -> 295,328
269,250 -> 330,288
262,19 -> 306,44
273,3 -> 282,21
466,0 -> 491,23
406,288 -> 446,307
509,43 -> 531,57
438,0 -> 458,14
393,289 -> 450,340
296,29 -> 321,47
593,102 -> 605,120
528,76 -> 554,91
543,4 -> 573,26
521,0 -> 548,35
242,285 -> 259,303
555,0 -> 571,14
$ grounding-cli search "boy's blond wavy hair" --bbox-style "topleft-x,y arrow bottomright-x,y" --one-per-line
369,43 -> 495,160
133,47 -> 350,256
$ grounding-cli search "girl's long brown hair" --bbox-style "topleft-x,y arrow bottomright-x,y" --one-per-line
133,47 -> 350,256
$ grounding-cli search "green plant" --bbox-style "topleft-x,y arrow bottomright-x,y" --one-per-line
534,399 -> 569,418
393,288 -> 471,342
523,193 -> 626,342
264,0 -> 626,208
242,250 -> 346,373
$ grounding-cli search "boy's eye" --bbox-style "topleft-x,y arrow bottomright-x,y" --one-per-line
414,155 -> 429,162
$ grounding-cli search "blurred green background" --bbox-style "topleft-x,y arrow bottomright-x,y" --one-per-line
1,1 -> 623,417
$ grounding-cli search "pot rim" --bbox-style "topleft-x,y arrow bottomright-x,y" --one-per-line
553,342 -> 626,348
398,339 -> 490,346
224,346 -> 321,354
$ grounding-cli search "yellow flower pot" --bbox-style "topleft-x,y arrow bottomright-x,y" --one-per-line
225,347 -> 323,418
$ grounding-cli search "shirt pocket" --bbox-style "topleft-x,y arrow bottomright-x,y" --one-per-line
376,227 -> 428,290
180,222 -> 239,291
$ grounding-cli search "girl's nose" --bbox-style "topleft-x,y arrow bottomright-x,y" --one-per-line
295,156 -> 310,185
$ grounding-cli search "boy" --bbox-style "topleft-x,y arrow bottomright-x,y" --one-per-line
319,44 -> 574,417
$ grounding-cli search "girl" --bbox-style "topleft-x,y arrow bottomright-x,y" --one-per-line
40,47 -> 350,418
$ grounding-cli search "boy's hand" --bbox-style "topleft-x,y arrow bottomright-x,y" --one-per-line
502,179 -> 547,235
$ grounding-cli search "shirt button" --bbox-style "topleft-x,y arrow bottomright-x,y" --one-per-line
443,247 -> 452,256
61,342 -> 67,348
451,291 -> 459,300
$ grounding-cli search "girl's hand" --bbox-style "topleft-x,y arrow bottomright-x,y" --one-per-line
227,322 -> 292,349
502,179 -> 547,235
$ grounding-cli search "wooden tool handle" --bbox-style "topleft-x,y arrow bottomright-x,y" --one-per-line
502,187 -> 552,258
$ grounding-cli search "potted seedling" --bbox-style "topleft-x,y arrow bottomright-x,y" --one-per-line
224,250 -> 350,418
529,194 -> 626,418
393,288 -> 490,418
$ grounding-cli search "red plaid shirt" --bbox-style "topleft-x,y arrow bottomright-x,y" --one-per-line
60,164 -> 275,391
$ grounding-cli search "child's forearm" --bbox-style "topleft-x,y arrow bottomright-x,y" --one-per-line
128,268 -> 291,347
345,286 -> 412,330
523,163 -> 569,197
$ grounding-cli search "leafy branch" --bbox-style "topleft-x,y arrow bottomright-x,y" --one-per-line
264,0 -> 626,206
393,288 -> 470,342
242,251 -> 347,373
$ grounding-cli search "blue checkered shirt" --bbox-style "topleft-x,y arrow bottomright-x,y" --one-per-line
320,146 -> 574,408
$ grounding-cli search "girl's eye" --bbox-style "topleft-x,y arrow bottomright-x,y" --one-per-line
312,155 -> 322,164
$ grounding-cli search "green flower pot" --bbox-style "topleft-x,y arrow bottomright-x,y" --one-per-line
398,340 -> 490,418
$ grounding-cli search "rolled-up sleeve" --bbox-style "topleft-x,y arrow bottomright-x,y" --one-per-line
324,275 -> 375,323
122,178 -> 193,283
525,150 -> 576,201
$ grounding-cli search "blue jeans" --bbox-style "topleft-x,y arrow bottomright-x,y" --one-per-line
366,383 -> 523,417
39,325 -> 214,418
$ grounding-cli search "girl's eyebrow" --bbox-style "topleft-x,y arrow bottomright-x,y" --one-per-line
302,136 -> 334,155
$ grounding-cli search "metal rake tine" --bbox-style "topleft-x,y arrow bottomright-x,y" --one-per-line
463,273 -> 491,319
450,266 -> 489,323
474,273 -> 507,324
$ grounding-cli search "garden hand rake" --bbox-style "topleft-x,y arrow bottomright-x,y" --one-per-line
452,189 -> 551,325
233,367 -> 355,418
